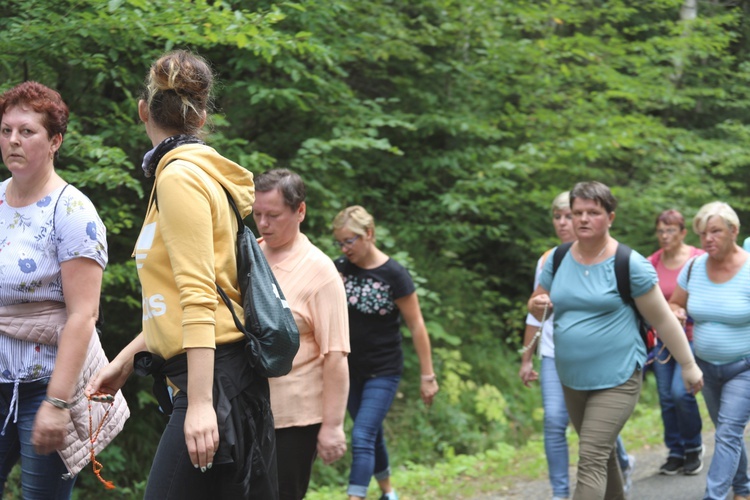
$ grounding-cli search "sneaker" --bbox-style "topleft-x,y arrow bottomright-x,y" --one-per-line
659,456 -> 684,475
622,454 -> 635,495
379,491 -> 399,500
684,446 -> 705,475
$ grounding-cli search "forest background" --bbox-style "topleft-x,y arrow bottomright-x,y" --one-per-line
2,0 -> 750,498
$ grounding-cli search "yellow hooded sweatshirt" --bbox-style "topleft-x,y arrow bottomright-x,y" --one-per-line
134,144 -> 254,361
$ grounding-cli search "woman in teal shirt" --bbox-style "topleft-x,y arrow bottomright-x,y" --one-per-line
529,181 -> 703,500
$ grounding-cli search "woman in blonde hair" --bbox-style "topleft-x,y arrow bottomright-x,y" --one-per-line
669,201 -> 750,500
332,205 -> 438,500
87,50 -> 275,499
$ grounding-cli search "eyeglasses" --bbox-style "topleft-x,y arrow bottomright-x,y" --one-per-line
334,235 -> 360,249
656,228 -> 679,236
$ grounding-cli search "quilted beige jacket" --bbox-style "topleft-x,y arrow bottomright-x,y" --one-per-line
0,301 -> 130,476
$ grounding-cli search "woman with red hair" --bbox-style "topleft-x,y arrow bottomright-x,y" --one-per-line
0,81 -> 121,498
648,209 -> 704,476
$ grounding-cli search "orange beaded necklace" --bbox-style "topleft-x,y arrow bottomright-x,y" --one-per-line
87,393 -> 116,490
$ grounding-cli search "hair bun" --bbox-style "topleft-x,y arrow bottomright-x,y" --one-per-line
143,50 -> 214,136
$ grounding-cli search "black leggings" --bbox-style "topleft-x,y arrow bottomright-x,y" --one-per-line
144,392 -> 230,499
275,424 -> 321,500
140,343 -> 278,500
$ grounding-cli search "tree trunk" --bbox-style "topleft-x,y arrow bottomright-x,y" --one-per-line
673,0 -> 698,84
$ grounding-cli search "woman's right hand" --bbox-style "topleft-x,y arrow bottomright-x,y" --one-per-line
672,306 -> 688,328
85,360 -> 131,398
519,360 -> 538,387
528,294 -> 552,321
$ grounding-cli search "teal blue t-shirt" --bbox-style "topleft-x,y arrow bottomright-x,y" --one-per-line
678,253 -> 750,365
539,247 -> 657,390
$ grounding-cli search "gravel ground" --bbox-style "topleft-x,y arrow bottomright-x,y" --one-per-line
469,430 -> 749,500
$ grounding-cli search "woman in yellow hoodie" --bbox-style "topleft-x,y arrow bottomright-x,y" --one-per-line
87,51 -> 274,499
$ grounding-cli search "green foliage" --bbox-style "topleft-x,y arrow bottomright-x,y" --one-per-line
2,0 -> 750,495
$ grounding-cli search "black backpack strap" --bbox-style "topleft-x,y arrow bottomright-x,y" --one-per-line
614,243 -> 632,304
614,243 -> 651,349
686,256 -> 696,285
552,241 -> 573,278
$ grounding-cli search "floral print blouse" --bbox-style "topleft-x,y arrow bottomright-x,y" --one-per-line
0,181 -> 107,383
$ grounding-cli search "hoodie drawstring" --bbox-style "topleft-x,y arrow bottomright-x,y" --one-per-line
1,379 -> 21,436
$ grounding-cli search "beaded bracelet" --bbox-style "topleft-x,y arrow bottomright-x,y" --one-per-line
421,374 -> 436,383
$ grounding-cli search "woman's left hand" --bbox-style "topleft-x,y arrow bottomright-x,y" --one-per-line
420,377 -> 439,406
317,423 -> 347,465
31,401 -> 69,455
184,401 -> 220,471
681,360 -> 704,395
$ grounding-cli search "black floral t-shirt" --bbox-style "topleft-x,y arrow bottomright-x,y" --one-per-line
334,257 -> 415,378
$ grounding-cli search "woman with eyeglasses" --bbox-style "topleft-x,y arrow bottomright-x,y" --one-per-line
332,205 -> 438,500
647,210 -> 704,477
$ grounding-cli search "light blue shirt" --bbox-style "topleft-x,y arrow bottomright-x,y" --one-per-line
743,236 -> 750,252
539,247 -> 657,390
678,253 -> 750,365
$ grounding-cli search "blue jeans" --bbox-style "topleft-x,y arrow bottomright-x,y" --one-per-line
653,340 -> 702,458
0,381 -> 76,499
696,356 -> 750,500
541,356 -> 570,497
347,375 -> 400,498
615,436 -> 629,471
541,357 -> 631,498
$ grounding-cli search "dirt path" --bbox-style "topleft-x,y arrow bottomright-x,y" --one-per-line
468,430 -> 747,500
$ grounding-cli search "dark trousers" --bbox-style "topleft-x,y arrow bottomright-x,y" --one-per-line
138,342 -> 278,500
145,392 -> 232,500
275,424 -> 321,500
